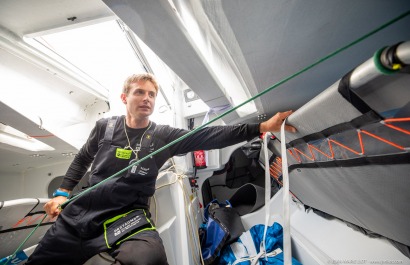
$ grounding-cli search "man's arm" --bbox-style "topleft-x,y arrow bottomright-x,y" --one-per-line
163,110 -> 296,156
43,120 -> 102,217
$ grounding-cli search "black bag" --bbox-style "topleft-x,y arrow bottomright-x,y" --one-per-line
200,200 -> 246,264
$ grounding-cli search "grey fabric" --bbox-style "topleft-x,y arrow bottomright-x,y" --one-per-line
0,199 -> 39,232
0,199 -> 55,258
289,163 -> 410,246
352,74 -> 410,116
228,183 -> 266,216
274,81 -> 363,143
0,225 -> 52,258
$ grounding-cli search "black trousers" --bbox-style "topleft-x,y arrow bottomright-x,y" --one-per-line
25,217 -> 168,265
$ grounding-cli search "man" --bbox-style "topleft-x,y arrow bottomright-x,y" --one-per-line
26,73 -> 296,265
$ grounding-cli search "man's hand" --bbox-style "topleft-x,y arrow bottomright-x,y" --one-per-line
44,196 -> 68,218
259,110 -> 296,133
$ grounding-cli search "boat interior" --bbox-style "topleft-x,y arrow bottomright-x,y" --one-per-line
1,1 -> 410,264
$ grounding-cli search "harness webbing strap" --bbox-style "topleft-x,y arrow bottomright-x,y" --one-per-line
261,132 -> 272,257
104,116 -> 119,143
281,119 -> 292,265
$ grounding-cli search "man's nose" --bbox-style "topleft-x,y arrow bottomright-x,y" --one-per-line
142,92 -> 150,100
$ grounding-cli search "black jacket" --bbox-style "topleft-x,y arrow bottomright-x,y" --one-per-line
59,115 -> 260,236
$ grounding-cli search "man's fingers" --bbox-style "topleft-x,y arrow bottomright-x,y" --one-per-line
44,197 -> 67,217
278,110 -> 293,120
284,124 -> 297,133
49,206 -> 60,218
52,208 -> 61,218
277,110 -> 296,133
258,110 -> 295,133
44,201 -> 59,216
44,202 -> 52,215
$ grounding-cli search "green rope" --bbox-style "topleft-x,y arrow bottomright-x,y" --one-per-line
4,215 -> 48,265
5,9 -> 409,264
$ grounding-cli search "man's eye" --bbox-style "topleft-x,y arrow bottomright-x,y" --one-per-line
149,92 -> 156,98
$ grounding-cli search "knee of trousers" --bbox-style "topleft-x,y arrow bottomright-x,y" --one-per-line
124,250 -> 167,265
112,233 -> 168,265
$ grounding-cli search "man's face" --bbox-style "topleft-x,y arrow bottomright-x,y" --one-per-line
121,80 -> 157,119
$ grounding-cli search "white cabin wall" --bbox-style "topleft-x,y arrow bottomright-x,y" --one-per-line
0,34 -> 109,202
21,161 -> 73,199
0,28 -> 110,147
0,172 -> 24,201
0,50 -> 108,150
172,78 -> 189,129
0,161 -> 72,201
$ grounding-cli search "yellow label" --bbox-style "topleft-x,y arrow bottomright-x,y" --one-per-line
116,148 -> 132,159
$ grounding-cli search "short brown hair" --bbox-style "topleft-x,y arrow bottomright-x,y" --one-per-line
122,73 -> 159,95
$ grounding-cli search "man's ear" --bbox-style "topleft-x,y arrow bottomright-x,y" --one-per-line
120,93 -> 127,104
